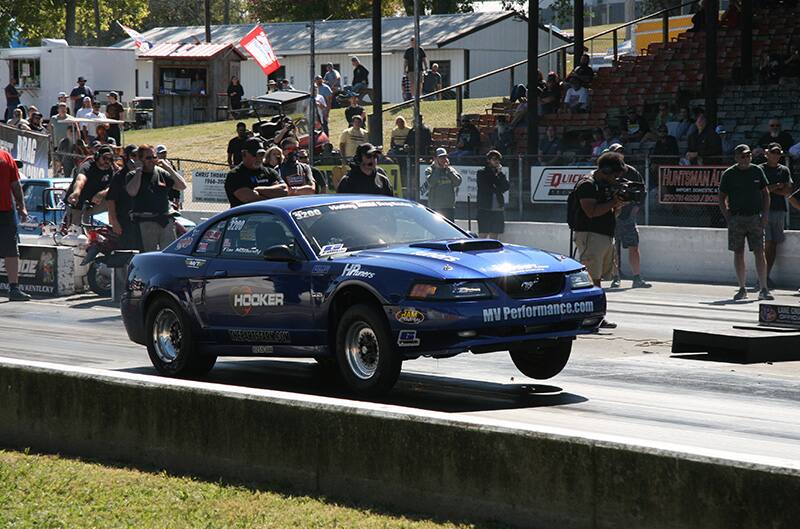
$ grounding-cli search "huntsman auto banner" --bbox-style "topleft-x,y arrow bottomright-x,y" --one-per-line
658,165 -> 727,205
0,124 -> 49,179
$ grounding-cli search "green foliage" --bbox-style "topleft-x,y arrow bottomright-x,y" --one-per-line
142,0 -> 251,30
247,0 -> 403,22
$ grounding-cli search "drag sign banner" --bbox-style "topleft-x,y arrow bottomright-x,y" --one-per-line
0,245 -> 58,296
0,124 -> 49,180
658,165 -> 727,205
240,25 -> 281,77
530,166 -> 593,203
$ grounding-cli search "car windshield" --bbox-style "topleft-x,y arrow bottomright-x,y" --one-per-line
292,200 -> 467,256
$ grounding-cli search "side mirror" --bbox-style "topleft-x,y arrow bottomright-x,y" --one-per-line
263,244 -> 298,262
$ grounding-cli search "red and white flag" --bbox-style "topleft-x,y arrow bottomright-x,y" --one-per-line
240,25 -> 280,77
117,21 -> 152,51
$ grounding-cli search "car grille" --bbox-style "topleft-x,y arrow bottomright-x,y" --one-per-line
493,272 -> 565,299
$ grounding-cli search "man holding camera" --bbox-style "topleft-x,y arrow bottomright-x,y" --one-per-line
607,144 -> 650,289
719,144 -> 772,301
572,152 -> 628,328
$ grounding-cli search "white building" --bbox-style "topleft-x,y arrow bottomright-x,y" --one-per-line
0,40 -> 136,114
114,12 -> 571,104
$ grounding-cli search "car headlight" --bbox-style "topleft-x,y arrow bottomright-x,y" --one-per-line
408,280 -> 493,301
567,270 -> 593,289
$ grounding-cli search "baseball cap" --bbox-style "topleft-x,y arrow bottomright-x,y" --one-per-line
109,91 -> 119,99
155,144 -> 167,154
90,140 -> 102,149
83,96 -> 92,102
435,147 -> 448,157
734,144 -> 751,154
96,145 -> 114,157
486,149 -> 502,160
268,79 -> 277,85
715,125 -> 727,134
58,91 -> 67,97
597,152 -> 625,173
767,142 -> 783,153
243,137 -> 266,156
607,143 -> 624,153
77,76 -> 86,82
124,144 -> 139,157
314,75 -> 322,81
354,143 -> 380,161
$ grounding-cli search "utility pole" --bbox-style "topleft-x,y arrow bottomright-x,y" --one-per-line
526,0 -> 539,158
204,0 -> 212,42
370,0 -> 383,147
704,0 -> 718,125
574,0 -> 584,67
308,19 -> 316,166
412,0 -> 421,200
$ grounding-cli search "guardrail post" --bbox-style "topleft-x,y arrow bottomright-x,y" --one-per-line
518,155 -> 524,217
662,10 -> 669,43
613,29 -> 618,65
509,66 -> 515,99
456,86 -> 463,125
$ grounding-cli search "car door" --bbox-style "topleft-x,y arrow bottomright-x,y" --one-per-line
200,212 -> 317,353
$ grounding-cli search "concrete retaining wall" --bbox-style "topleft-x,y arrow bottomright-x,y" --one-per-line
458,220 -> 800,286
0,357 -> 798,529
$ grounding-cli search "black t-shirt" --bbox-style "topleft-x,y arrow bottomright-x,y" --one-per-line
106,168 -> 141,248
345,105 -> 365,126
758,131 -> 795,152
760,163 -> 793,212
352,64 -> 369,85
279,161 -> 313,189
5,84 -> 19,106
422,70 -> 442,93
131,167 -> 174,215
457,125 -> 480,152
225,164 -> 283,207
69,84 -> 93,112
337,166 -> 393,196
573,178 -> 615,236
719,164 -> 768,215
539,137 -> 561,156
403,47 -> 427,72
74,160 -> 113,209
228,83 -> 244,109
687,127 -> 722,158
105,101 -> 124,120
227,135 -> 248,166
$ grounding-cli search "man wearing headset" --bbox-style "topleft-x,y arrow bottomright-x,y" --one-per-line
337,143 -> 393,196
66,144 -> 115,227
572,151 -> 628,329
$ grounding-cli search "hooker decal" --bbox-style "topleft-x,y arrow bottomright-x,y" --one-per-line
230,286 -> 284,316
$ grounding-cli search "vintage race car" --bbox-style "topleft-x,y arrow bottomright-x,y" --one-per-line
121,195 -> 606,396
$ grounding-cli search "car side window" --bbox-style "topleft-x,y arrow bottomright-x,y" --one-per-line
23,184 -> 44,212
194,219 -> 227,255
220,213 -> 296,260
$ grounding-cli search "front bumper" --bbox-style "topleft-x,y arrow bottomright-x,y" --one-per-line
385,287 -> 606,357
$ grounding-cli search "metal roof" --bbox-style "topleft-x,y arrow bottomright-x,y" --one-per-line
138,42 -> 246,59
114,12 -> 571,55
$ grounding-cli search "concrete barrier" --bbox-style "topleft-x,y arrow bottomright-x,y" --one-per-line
0,357 -> 797,529
458,220 -> 800,286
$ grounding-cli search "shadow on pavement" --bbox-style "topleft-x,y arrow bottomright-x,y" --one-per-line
118,358 -> 588,413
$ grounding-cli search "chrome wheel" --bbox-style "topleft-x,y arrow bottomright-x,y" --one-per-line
344,322 -> 380,380
152,308 -> 182,364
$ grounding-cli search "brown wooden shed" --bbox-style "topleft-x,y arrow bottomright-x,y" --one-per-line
140,42 -> 246,128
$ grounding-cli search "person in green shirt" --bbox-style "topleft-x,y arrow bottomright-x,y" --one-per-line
718,144 -> 772,301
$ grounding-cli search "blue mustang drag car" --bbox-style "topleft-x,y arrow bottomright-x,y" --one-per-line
121,195 -> 606,396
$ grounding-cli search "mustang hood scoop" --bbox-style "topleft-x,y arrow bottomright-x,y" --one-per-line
409,239 -> 504,252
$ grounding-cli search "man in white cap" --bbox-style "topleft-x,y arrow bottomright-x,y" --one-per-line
422,147 -> 462,221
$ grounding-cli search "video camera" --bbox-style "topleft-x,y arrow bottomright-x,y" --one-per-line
607,177 -> 646,203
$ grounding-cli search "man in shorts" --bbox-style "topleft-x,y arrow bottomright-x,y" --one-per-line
607,143 -> 651,289
0,150 -> 31,301
759,142 -> 792,288
719,144 -> 772,301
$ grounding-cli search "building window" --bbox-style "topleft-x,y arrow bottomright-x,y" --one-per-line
10,59 -> 41,89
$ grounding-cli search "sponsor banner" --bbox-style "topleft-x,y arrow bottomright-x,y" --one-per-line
482,300 -> 596,323
418,165 -> 510,204
0,245 -> 58,296
658,165 -> 727,205
0,124 -> 49,180
240,25 -> 281,77
530,166 -> 593,203
191,170 -> 229,203
759,303 -> 800,328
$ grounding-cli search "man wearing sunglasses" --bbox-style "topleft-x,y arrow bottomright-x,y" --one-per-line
758,119 -> 795,153
337,143 -> 393,196
126,144 -> 187,252
719,144 -> 772,301
66,144 -> 115,227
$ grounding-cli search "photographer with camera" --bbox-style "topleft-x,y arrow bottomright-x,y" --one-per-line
571,151 -> 629,329
606,144 -> 651,289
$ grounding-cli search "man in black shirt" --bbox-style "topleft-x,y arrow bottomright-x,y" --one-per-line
69,76 -> 93,114
719,144 -> 771,301
686,113 -> 722,165
4,78 -> 20,122
278,139 -> 316,195
48,92 -> 70,121
225,137 -> 288,207
403,37 -> 428,97
126,145 -> 187,252
66,145 -> 115,227
298,149 -> 328,194
105,92 -> 125,145
757,118 -> 795,153
346,56 -> 369,97
572,152 -> 626,292
759,143 -> 793,287
344,96 -> 365,127
106,145 -> 140,249
450,116 -> 481,159
404,114 -> 432,156
337,143 -> 393,196
227,122 -> 250,168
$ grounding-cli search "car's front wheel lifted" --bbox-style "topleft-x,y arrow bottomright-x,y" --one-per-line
336,304 -> 401,397
509,338 -> 573,380
145,296 -> 216,377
